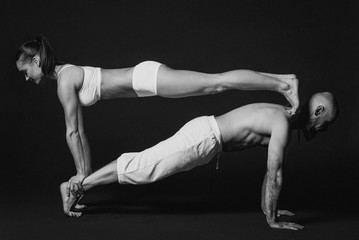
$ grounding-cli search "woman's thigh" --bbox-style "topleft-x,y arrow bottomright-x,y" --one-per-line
157,65 -> 221,98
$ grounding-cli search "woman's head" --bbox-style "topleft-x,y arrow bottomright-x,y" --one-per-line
16,35 -> 57,84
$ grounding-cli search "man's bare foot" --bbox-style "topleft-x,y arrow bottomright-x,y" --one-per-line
60,182 -> 83,217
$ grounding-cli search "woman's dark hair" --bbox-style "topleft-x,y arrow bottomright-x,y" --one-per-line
15,35 -> 62,80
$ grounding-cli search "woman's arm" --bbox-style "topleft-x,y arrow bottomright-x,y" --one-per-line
57,69 -> 92,196
77,104 -> 92,176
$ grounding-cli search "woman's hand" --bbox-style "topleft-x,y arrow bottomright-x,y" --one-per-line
66,174 -> 86,197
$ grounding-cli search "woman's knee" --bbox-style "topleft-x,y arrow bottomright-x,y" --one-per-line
203,74 -> 228,94
157,67 -> 228,96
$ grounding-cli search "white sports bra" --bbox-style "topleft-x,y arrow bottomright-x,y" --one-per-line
58,65 -> 101,107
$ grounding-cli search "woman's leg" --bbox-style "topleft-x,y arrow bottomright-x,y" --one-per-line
60,160 -> 118,217
157,65 -> 299,114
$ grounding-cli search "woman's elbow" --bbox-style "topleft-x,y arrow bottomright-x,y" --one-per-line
66,129 -> 80,140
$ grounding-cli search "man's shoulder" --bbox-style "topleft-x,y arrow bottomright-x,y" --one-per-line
253,104 -> 291,130
249,103 -> 290,119
270,107 -> 290,125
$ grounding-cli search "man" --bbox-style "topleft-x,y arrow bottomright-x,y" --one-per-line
60,92 -> 338,230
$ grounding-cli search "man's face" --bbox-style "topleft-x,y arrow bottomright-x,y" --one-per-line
303,107 -> 334,141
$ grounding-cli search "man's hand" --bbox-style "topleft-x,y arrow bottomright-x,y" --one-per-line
66,174 -> 85,197
267,210 -> 303,230
268,221 -> 304,230
277,209 -> 295,217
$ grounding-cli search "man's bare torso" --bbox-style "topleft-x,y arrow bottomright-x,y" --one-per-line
215,103 -> 292,152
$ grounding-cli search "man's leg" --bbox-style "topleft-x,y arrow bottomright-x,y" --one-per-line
60,116 -> 221,217
82,160 -> 118,191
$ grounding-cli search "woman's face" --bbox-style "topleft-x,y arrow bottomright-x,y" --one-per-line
16,56 -> 43,84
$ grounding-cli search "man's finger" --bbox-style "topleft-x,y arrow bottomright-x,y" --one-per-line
78,183 -> 84,194
277,210 -> 295,217
76,182 -> 84,193
283,210 -> 295,216
71,183 -> 79,196
293,224 -> 304,230
284,222 -> 304,230
286,226 -> 299,231
73,182 -> 84,196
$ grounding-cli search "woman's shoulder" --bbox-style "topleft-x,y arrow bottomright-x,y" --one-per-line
57,64 -> 84,88
57,64 -> 81,74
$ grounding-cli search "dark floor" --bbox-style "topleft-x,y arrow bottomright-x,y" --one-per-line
2,204 -> 359,240
1,183 -> 359,240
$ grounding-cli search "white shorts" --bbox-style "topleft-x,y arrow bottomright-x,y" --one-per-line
132,61 -> 162,97
117,116 -> 222,184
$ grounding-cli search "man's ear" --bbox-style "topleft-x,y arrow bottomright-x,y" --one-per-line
315,105 -> 325,116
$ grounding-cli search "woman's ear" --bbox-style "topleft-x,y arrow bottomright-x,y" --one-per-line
32,55 -> 40,66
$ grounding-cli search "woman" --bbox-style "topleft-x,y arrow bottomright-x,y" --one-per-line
16,35 -> 299,198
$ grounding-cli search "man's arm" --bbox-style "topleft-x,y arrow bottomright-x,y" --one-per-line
262,172 -> 295,217
57,76 -> 92,196
263,119 -> 303,230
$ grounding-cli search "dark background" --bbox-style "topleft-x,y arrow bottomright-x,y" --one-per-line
1,0 -> 358,239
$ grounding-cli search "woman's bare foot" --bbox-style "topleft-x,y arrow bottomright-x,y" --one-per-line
281,75 -> 299,115
260,73 -> 299,115
60,182 -> 83,217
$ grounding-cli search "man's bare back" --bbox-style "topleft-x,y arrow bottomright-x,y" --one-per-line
216,103 -> 291,152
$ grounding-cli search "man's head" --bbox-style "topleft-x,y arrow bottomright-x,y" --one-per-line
301,92 -> 338,141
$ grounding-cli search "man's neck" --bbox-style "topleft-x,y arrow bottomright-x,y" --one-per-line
290,107 -> 308,130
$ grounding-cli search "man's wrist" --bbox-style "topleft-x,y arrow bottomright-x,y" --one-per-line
266,210 -> 277,222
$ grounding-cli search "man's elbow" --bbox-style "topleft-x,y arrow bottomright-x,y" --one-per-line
266,169 -> 277,180
266,170 -> 282,187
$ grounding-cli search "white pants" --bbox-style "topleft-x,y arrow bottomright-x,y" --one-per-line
117,116 -> 222,184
